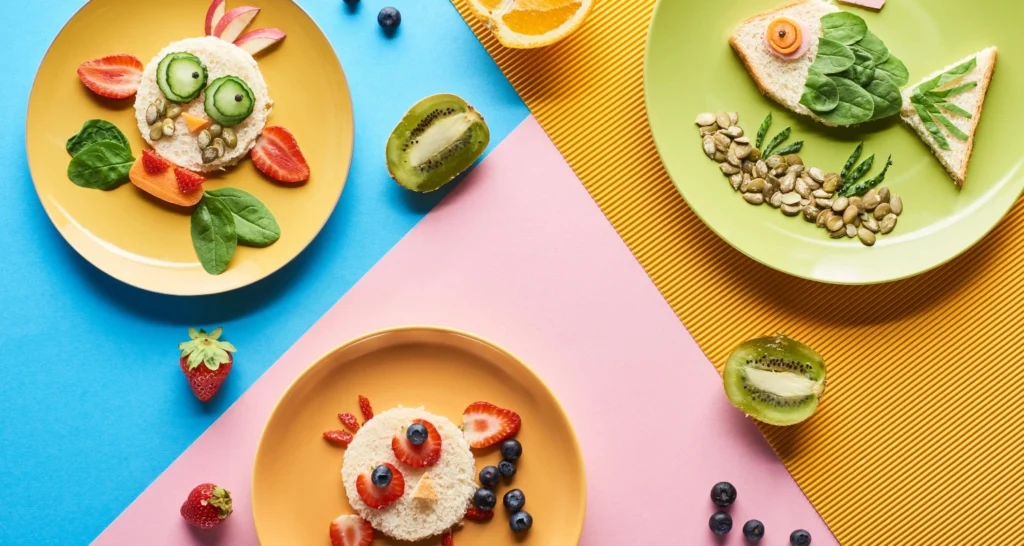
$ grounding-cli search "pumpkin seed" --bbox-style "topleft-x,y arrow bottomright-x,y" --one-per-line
202,146 -> 219,164
734,144 -> 752,160
766,155 -> 785,169
816,209 -> 830,227
735,136 -> 750,145
827,216 -> 844,232
808,167 -> 825,183
769,192 -> 784,208
730,174 -> 743,191
858,227 -> 876,246
161,118 -> 175,137
812,189 -> 832,199
714,151 -> 727,162
755,160 -> 768,179
816,198 -> 833,209
700,125 -> 718,136
880,213 -> 898,234
714,133 -> 731,152
762,182 -> 778,199
716,111 -> 732,129
743,192 -> 765,205
166,105 -> 182,119
209,124 -> 223,138
211,138 -> 226,158
862,190 -> 880,211
890,193 -> 903,215
742,160 -> 755,174
862,215 -> 879,233
829,228 -> 846,239
720,163 -> 741,175
702,136 -> 716,158
197,129 -> 212,149
802,205 -> 820,222
695,112 -> 716,126
746,178 -> 766,193
802,173 -> 820,191
781,203 -> 802,216
780,173 -> 796,193
823,173 -> 841,193
770,166 -> 787,178
848,196 -> 863,212
843,206 -> 859,225
725,126 -> 744,139
832,196 -> 849,212
748,147 -> 761,161
728,111 -> 739,125
149,123 -> 164,141
726,150 -> 742,167
878,187 -> 891,204
146,104 -> 160,125
784,154 -> 803,166
846,224 -> 857,238
221,128 -> 238,149
787,164 -> 804,176
874,203 -> 892,220
154,97 -> 166,117
795,178 -> 810,198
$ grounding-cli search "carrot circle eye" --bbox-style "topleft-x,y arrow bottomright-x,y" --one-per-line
767,17 -> 802,55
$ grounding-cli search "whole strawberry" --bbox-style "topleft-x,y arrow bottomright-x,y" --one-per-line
180,483 -> 233,529
179,327 -> 237,402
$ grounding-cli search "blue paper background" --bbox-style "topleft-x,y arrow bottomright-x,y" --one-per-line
0,1 -> 527,542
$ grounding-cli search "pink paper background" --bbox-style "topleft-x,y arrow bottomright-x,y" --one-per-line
95,117 -> 837,545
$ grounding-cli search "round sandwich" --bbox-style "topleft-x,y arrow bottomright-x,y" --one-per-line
340,406 -> 476,542
134,36 -> 273,172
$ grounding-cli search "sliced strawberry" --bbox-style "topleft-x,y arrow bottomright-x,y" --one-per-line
174,167 -> 205,194
142,150 -> 170,175
464,507 -> 494,522
329,514 -> 374,546
77,54 -> 143,99
251,126 -> 310,184
338,412 -> 361,433
355,462 -> 405,509
358,395 -> 374,423
442,530 -> 454,546
462,402 -> 522,448
392,419 -> 442,468
323,430 -> 353,447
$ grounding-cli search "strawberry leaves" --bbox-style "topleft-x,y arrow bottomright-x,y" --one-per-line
179,327 -> 237,371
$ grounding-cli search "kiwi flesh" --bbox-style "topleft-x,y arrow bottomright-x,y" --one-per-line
386,94 -> 490,193
723,334 -> 826,426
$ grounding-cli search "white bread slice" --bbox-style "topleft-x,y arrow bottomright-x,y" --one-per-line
900,47 -> 998,186
340,407 -> 476,542
729,0 -> 840,125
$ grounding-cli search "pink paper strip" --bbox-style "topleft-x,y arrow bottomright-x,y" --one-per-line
95,117 -> 837,545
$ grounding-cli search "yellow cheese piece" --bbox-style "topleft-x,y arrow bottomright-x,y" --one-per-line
181,112 -> 210,133
411,473 -> 438,501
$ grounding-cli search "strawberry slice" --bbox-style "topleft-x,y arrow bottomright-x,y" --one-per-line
329,514 -> 374,546
77,54 -> 144,99
323,430 -> 353,447
174,168 -> 205,194
338,413 -> 361,433
391,419 -> 442,468
358,395 -> 374,423
442,530 -> 454,546
462,402 -> 522,449
142,150 -> 170,175
355,462 -> 405,509
464,507 -> 494,522
251,126 -> 310,184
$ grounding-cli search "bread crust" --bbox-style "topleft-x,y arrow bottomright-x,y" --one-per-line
955,48 -> 998,186
728,0 -> 814,108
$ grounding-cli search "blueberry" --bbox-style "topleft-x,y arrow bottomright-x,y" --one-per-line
710,481 -> 737,507
473,488 -> 497,511
377,7 -> 401,31
790,529 -> 812,546
503,489 -> 526,512
709,511 -> 732,536
479,466 -> 500,488
406,423 -> 428,446
343,0 -> 359,3
743,520 -> 765,542
509,511 -> 533,533
370,465 -> 392,488
498,460 -> 517,478
500,439 -> 523,461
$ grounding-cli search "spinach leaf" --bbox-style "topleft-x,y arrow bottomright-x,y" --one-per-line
927,81 -> 977,100
800,68 -> 839,113
911,94 -> 950,151
865,77 -> 903,121
821,12 -> 867,45
205,188 -> 281,248
66,120 -> 130,157
841,48 -> 876,87
817,77 -> 874,125
917,58 -> 976,94
191,195 -> 237,275
67,141 -> 134,190
874,56 -> 909,88
939,101 -> 972,118
852,31 -> 889,65
810,38 -> 856,74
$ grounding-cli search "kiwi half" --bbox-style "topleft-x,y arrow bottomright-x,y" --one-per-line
386,94 -> 490,192
723,334 -> 826,426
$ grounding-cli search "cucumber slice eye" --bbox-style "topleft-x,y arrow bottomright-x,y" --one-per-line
203,76 -> 255,127
156,52 -> 207,103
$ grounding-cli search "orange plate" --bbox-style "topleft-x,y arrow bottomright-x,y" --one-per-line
26,0 -> 353,295
252,327 -> 586,545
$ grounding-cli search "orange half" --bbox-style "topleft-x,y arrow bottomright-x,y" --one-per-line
489,0 -> 594,49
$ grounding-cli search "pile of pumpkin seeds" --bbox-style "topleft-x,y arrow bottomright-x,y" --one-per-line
197,124 -> 238,164
145,98 -> 182,141
695,112 -> 903,246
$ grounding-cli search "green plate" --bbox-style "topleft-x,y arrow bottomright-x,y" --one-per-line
644,0 -> 1023,284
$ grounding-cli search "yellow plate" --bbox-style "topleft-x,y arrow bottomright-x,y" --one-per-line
253,327 -> 586,545
26,0 -> 353,295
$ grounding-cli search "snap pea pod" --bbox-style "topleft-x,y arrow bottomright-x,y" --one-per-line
762,127 -> 791,157
840,156 -> 892,197
755,112 -> 772,150
772,141 -> 804,156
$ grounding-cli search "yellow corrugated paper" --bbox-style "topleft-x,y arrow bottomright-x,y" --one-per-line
452,1 -> 1024,544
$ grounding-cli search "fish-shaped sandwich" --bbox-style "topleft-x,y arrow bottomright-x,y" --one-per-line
730,0 -> 997,186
